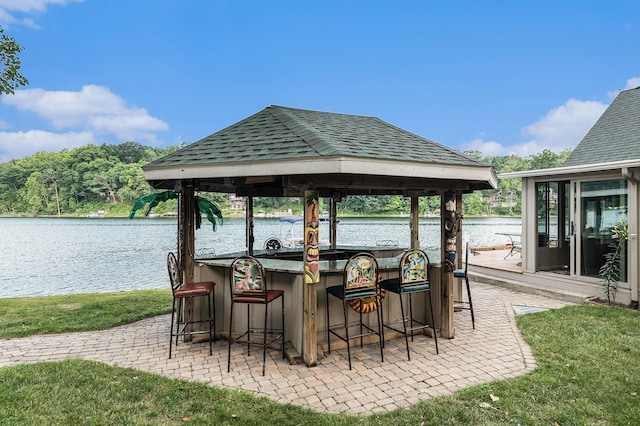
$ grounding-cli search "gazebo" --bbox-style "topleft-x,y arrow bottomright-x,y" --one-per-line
143,105 -> 497,366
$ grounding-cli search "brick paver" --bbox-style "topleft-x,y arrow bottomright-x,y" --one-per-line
0,282 -> 573,414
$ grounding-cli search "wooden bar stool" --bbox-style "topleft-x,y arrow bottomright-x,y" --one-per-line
167,252 -> 215,359
379,249 -> 438,361
326,252 -> 384,370
227,256 -> 285,376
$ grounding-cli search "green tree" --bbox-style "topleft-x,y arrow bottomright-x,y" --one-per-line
0,26 -> 28,94
42,168 -> 61,216
0,159 -> 29,213
529,148 -> 571,170
25,171 -> 46,215
462,191 -> 487,216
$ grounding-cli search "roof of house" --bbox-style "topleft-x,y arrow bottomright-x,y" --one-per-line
563,86 -> 640,167
143,105 -> 498,194
145,105 -> 486,168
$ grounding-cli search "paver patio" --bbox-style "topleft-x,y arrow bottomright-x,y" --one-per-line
0,281 -> 575,414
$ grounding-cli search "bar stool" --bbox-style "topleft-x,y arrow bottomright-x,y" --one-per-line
379,249 -> 438,361
326,252 -> 384,370
227,256 -> 285,376
453,242 -> 475,329
167,252 -> 216,359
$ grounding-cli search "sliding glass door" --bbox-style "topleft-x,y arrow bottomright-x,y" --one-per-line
578,179 -> 628,280
535,181 -> 570,272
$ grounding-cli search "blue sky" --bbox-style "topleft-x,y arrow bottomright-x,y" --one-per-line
1,0 -> 639,163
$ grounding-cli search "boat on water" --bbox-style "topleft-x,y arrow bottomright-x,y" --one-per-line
266,216 -> 330,249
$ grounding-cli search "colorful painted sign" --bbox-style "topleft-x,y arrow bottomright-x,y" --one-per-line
304,191 -> 320,284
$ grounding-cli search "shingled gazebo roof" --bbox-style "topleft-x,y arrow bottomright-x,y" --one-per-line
144,105 -> 497,196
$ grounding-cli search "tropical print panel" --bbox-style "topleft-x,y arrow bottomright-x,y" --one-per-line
345,255 -> 377,289
401,250 -> 428,283
232,258 -> 264,292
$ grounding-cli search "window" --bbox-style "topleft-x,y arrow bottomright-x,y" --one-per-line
580,179 -> 628,280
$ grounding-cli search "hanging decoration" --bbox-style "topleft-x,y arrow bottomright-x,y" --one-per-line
444,191 -> 461,271
129,190 -> 223,232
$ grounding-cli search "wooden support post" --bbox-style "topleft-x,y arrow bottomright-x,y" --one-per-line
183,184 -> 196,284
455,192 -> 463,301
303,190 -> 320,367
177,183 -> 196,341
440,191 -> 455,339
246,196 -> 254,256
410,196 -> 420,249
330,195 -> 338,250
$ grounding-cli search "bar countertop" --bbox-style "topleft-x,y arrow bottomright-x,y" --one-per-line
196,246 -> 440,274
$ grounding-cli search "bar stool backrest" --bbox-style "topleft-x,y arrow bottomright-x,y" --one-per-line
167,252 -> 182,293
230,256 -> 267,297
399,249 -> 430,286
343,253 -> 378,297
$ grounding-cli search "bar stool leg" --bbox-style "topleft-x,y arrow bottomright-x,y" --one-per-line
465,276 -> 475,329
262,301 -> 268,376
281,295 -> 285,359
208,293 -> 213,355
398,291 -> 411,361
377,293 -> 384,362
227,300 -> 235,373
342,299 -> 352,370
427,290 -> 439,354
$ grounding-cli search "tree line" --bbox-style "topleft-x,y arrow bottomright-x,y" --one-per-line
0,142 -> 571,217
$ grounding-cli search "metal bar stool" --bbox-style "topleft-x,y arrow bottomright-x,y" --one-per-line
227,256 -> 285,376
167,252 -> 216,359
378,249 -> 438,361
453,242 -> 475,329
326,252 -> 384,370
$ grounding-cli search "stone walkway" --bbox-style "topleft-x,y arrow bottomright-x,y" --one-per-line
0,282 -> 575,414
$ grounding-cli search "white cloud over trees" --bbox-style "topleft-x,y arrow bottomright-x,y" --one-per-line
1,85 -> 168,161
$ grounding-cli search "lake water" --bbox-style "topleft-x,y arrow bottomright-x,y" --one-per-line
0,216 -> 521,298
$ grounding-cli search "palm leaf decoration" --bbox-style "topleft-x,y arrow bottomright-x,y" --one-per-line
196,197 -> 224,231
129,191 -> 223,232
128,191 -> 177,219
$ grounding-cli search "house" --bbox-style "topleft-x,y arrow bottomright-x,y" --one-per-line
500,86 -> 639,307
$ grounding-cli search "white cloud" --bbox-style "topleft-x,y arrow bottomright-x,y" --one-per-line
462,138 -> 505,157
623,77 -> 640,90
521,98 -> 607,152
3,85 -> 169,140
0,0 -> 84,26
0,85 -> 169,160
0,130 -> 95,162
607,76 -> 640,98
463,98 -> 607,158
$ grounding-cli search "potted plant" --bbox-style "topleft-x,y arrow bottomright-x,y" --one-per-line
599,219 -> 628,305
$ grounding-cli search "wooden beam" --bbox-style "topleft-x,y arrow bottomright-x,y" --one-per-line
183,184 -> 196,284
455,192 -> 463,306
330,195 -> 338,250
440,191 -> 455,339
303,190 -> 320,367
246,196 -> 254,256
410,196 -> 419,249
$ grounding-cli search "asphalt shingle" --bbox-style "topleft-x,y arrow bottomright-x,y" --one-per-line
145,105 -> 486,169
564,86 -> 640,167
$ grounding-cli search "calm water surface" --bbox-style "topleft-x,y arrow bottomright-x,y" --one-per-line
0,216 -> 521,298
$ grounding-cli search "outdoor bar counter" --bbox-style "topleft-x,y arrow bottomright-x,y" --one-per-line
193,246 -> 442,361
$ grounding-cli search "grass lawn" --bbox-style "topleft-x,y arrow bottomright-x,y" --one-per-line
0,294 -> 639,425
0,289 -> 172,338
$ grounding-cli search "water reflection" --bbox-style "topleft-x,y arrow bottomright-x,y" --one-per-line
0,217 -> 521,298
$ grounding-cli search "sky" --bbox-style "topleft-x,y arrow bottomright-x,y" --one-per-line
0,0 -> 639,163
